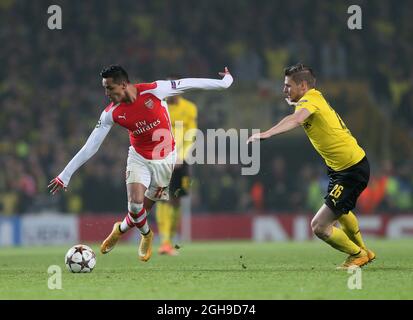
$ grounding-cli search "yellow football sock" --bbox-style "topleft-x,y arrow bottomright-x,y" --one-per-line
156,202 -> 172,245
171,205 -> 181,239
163,203 -> 174,244
155,202 -> 165,242
157,202 -> 174,245
324,226 -> 361,255
339,211 -> 367,250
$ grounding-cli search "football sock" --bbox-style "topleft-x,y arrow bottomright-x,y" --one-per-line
120,216 -> 133,233
339,211 -> 367,250
120,209 -> 149,234
171,205 -> 181,239
156,202 -> 173,245
324,226 -> 361,255
163,203 -> 174,245
155,202 -> 166,240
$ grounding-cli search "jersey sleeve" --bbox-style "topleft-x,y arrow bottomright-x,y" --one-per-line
148,74 -> 233,100
294,98 -> 318,114
58,110 -> 114,186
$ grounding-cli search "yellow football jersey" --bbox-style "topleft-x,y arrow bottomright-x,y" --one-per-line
294,89 -> 365,171
168,97 -> 198,161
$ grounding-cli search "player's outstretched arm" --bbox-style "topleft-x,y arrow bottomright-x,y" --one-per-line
48,111 -> 113,195
247,108 -> 311,144
152,67 -> 233,99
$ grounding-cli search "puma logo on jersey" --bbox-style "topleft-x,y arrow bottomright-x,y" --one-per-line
118,113 -> 127,120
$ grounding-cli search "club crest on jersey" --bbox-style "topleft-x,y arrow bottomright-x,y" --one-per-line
118,113 -> 126,120
303,121 -> 312,129
144,99 -> 154,109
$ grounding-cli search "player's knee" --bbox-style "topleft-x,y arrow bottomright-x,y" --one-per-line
128,202 -> 143,214
311,218 -> 328,239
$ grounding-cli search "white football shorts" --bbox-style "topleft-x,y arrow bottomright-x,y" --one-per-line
126,146 -> 176,201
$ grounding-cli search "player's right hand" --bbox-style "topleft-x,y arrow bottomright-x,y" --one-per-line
48,177 -> 67,195
246,132 -> 268,144
218,67 -> 231,77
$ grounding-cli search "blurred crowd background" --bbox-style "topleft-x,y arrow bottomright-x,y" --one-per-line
1,0 -> 412,216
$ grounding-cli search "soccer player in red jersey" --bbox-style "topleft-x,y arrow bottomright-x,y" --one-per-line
48,65 -> 233,262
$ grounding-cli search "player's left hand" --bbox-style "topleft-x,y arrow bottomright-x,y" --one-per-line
218,67 -> 231,77
48,177 -> 67,195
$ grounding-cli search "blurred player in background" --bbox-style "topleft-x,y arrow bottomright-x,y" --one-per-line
48,65 -> 233,262
247,63 -> 375,270
156,77 -> 198,256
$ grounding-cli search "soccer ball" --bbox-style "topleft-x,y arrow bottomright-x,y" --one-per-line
65,244 -> 96,273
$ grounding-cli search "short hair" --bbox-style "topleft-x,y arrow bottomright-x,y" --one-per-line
100,65 -> 130,84
284,63 -> 316,88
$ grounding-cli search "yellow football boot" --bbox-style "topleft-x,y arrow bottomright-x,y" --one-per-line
100,222 -> 123,254
138,230 -> 154,262
336,249 -> 369,270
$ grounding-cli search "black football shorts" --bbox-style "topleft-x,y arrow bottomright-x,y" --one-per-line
324,156 -> 370,216
170,161 -> 191,199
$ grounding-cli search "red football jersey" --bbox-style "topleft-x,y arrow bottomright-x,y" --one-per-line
105,83 -> 175,159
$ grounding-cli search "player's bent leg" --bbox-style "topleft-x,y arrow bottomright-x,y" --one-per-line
100,221 -> 123,254
135,196 -> 156,261
126,183 -> 155,262
127,184 -> 150,231
100,202 -> 147,255
100,183 -> 147,255
312,205 -> 368,269
130,201 -> 153,262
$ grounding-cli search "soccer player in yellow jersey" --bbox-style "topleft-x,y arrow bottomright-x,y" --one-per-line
156,91 -> 198,255
247,63 -> 375,269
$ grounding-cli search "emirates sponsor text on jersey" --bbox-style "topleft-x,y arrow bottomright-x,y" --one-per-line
132,119 -> 161,136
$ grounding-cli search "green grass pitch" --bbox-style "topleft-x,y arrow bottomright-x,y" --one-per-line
1,239 -> 412,299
